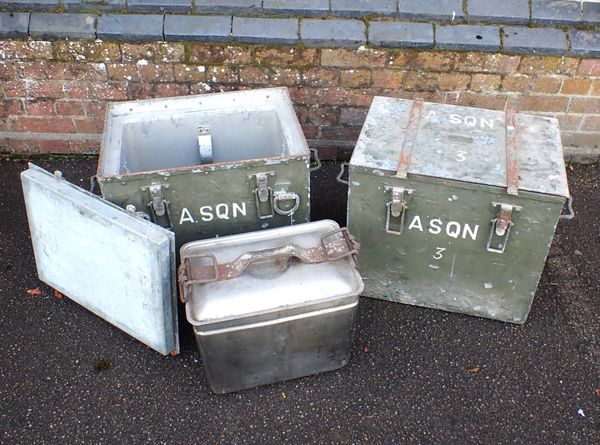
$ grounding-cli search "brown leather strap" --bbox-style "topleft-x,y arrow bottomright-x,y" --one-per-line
396,99 -> 425,179
505,110 -> 519,196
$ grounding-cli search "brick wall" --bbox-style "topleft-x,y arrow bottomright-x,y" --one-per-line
1,40 -> 600,160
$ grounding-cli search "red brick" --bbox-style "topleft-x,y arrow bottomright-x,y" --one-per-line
0,41 -> 53,60
174,64 -> 207,82
371,70 -> 404,88
569,97 -> 600,114
238,66 -> 270,85
518,56 -> 579,75
187,45 -> 252,65
3,80 -> 64,99
589,80 -> 600,96
577,59 -> 600,77
320,126 -> 362,141
294,105 -> 308,124
454,53 -> 520,74
70,140 -> 101,154
0,100 -> 22,118
68,63 -> 107,82
156,43 -> 186,63
0,60 -> 13,79
447,92 -> 507,110
254,47 -> 318,67
402,71 -> 439,92
320,88 -> 373,107
306,106 -> 338,125
152,83 -> 190,98
501,75 -> 531,93
561,131 -> 600,149
581,115 -> 600,131
271,67 -> 302,86
38,140 -> 72,154
73,118 -> 104,134
469,74 -> 501,92
53,41 -> 120,63
561,79 -> 592,95
206,66 -> 239,84
288,86 -> 324,105
302,68 -> 339,87
62,81 -> 90,99
321,48 -> 387,68
84,102 -> 108,118
554,114 -> 583,131
414,51 -> 456,72
301,125 -> 319,139
339,107 -> 368,126
531,76 -> 563,94
189,82 -> 219,95
12,116 -> 75,133
120,43 -> 184,64
107,64 -> 139,82
56,101 -> 86,116
23,99 -> 55,116
89,83 -> 127,101
437,73 -> 470,91
507,95 -> 569,112
340,69 -> 371,88
138,63 -> 175,82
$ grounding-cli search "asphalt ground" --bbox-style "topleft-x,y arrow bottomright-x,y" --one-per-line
0,157 -> 598,444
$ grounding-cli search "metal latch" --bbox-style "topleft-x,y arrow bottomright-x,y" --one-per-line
385,186 -> 413,235
146,184 -> 173,228
252,172 -> 274,219
197,125 -> 213,164
487,203 -> 521,254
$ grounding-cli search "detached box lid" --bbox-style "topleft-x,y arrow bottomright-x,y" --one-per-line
98,87 -> 309,178
351,97 -> 569,198
179,221 -> 363,330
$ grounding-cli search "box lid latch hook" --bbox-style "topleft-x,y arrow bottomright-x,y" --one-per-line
385,186 -> 412,235
487,203 -> 520,254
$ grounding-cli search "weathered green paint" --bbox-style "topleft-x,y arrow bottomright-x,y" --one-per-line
348,170 -> 565,323
98,156 -> 310,248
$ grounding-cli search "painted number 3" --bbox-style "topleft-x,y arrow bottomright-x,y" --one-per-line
456,151 -> 467,162
433,247 -> 446,260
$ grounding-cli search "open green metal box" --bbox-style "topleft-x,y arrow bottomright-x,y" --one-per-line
97,87 -> 311,247
347,97 -> 571,324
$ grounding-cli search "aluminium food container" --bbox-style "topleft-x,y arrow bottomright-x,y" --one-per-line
178,220 -> 363,393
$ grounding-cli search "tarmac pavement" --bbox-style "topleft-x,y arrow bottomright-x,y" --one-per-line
0,157 -> 598,444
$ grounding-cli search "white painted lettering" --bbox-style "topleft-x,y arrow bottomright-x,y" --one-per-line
433,247 -> 446,260
408,215 -> 423,232
232,202 -> 247,218
464,116 -> 477,127
462,223 -> 479,241
179,207 -> 195,224
446,221 -> 461,238
481,118 -> 495,130
429,218 -> 442,235
200,206 -> 214,222
449,113 -> 462,124
215,203 -> 229,220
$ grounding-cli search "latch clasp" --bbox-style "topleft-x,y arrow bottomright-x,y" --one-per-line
145,184 -> 173,228
487,203 -> 521,254
250,172 -> 274,219
385,186 -> 413,235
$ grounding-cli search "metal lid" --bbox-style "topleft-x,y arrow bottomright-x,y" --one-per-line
351,97 -> 570,198
179,220 -> 363,328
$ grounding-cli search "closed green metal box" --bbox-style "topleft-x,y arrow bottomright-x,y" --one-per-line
97,87 -> 310,247
347,97 -> 571,324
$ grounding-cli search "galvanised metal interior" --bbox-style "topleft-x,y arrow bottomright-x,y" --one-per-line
98,88 -> 309,177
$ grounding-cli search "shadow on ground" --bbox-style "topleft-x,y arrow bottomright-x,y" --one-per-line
0,158 -> 598,443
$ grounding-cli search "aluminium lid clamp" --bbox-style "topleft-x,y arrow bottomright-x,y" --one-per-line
178,228 -> 360,303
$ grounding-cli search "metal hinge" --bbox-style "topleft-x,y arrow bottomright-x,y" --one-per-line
384,186 -> 413,235
487,203 -> 521,254
145,184 -> 173,228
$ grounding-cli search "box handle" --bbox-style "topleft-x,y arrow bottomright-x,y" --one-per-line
178,228 -> 359,302
273,191 -> 300,216
559,196 -> 575,220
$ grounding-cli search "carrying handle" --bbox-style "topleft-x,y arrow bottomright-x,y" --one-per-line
559,196 -> 575,220
309,148 -> 322,172
178,228 -> 359,303
336,162 -> 349,185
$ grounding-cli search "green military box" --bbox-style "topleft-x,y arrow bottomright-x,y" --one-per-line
97,87 -> 310,247
347,97 -> 571,324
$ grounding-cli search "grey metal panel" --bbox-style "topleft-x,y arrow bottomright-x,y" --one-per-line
21,164 -> 178,356
351,96 -> 570,198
